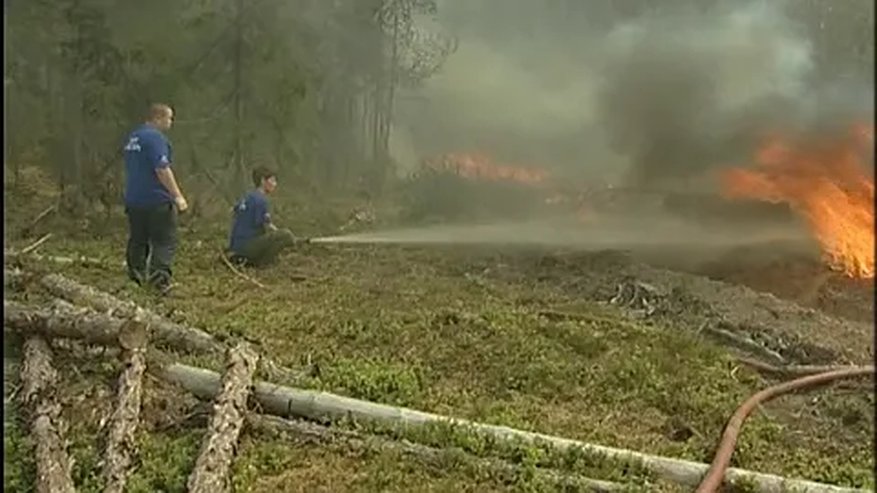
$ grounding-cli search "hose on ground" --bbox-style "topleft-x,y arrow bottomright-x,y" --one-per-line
696,365 -> 875,493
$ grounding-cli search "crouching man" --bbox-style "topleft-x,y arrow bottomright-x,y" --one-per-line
227,166 -> 305,267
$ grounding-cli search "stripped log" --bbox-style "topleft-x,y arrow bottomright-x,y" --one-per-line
158,363 -> 867,493
186,343 -> 259,493
102,317 -> 150,493
20,336 -> 76,493
248,414 -> 625,492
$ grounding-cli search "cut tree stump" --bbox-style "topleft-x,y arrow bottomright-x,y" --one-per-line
186,342 -> 260,493
102,317 -> 150,493
20,336 -> 76,493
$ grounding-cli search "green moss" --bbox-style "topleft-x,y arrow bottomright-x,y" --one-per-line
4,201 -> 873,491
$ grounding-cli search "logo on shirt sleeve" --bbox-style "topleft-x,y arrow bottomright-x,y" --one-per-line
159,155 -> 170,164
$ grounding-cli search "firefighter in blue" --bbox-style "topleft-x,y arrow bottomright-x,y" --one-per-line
228,166 -> 303,267
122,103 -> 189,295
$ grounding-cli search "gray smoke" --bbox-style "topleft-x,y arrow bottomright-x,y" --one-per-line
394,1 -> 873,188
595,2 -> 815,188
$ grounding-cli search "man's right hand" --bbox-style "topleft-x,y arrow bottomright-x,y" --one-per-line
174,196 -> 189,212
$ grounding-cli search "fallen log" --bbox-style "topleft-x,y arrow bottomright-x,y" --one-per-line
248,414 -> 626,492
157,363 -> 867,493
20,336 -> 76,493
102,317 -> 150,493
187,343 -> 259,493
34,272 -> 305,381
5,297 -> 865,492
5,299 -> 141,347
38,273 -> 218,354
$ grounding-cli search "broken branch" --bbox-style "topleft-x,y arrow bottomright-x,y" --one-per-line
22,205 -> 57,236
219,250 -> 267,289
4,248 -> 107,268
20,233 -> 53,255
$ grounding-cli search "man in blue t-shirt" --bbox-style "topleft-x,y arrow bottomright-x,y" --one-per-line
227,166 -> 303,267
123,103 -> 189,294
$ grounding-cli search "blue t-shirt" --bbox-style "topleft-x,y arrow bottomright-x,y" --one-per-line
123,124 -> 174,207
229,190 -> 271,253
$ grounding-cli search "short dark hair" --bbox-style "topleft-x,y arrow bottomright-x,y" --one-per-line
252,166 -> 276,187
148,103 -> 172,120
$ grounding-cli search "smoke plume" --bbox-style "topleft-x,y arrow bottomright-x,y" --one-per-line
595,2 -> 815,188
393,0 -> 872,188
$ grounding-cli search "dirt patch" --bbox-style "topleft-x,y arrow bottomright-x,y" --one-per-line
685,243 -> 875,324
467,244 -> 874,365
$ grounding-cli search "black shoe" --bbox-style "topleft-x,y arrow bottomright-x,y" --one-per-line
147,272 -> 173,296
128,270 -> 145,286
158,282 -> 174,297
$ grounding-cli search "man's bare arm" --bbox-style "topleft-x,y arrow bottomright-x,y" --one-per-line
156,167 -> 188,211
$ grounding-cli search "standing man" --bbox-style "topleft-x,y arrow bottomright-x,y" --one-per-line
123,103 -> 188,295
227,166 -> 304,267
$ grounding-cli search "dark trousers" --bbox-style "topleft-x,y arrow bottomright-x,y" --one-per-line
125,202 -> 178,288
232,229 -> 296,267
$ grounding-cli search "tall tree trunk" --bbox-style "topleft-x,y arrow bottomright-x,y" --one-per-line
233,0 -> 245,188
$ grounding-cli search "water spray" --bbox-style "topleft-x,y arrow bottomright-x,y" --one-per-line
307,217 -> 812,251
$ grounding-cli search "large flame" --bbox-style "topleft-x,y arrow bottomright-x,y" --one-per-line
423,152 -> 549,185
720,124 -> 875,278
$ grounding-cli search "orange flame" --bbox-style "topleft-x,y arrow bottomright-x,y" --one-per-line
720,125 -> 875,278
423,152 -> 549,185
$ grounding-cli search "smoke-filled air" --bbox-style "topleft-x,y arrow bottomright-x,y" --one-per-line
385,0 -> 874,278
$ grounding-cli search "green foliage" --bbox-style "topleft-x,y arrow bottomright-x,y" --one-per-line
3,403 -> 36,493
5,0 -> 456,206
124,431 -> 202,493
315,357 -> 426,406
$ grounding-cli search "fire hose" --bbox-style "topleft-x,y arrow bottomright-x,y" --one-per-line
696,366 -> 875,493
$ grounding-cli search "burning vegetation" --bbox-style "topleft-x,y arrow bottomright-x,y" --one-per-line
721,124 -> 875,278
420,152 -> 549,186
